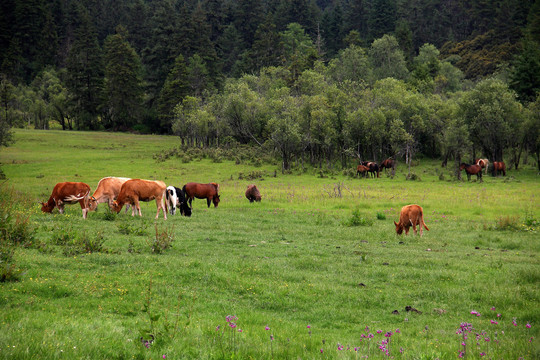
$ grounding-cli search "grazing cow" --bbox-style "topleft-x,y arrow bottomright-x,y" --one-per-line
41,182 -> 91,219
362,161 -> 380,178
110,179 -> 168,219
165,185 -> 192,216
492,161 -> 506,176
356,164 -> 369,178
183,182 -> 220,208
394,204 -> 429,236
245,184 -> 262,202
460,163 -> 483,181
88,177 -> 131,211
475,158 -> 490,175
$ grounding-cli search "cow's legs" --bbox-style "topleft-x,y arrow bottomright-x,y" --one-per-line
207,198 -> 211,207
79,199 -> 88,219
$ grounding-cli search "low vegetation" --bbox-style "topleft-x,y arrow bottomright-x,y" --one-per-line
0,130 -> 538,359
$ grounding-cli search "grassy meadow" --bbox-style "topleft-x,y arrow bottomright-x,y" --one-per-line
0,129 -> 539,359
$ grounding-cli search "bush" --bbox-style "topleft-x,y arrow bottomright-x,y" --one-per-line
147,224 -> 175,254
344,208 -> 374,227
117,221 -> 149,236
494,216 -> 520,231
406,173 -> 421,181
376,211 -> 386,220
0,185 -> 36,282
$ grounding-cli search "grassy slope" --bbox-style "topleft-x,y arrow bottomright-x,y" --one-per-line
0,129 -> 539,359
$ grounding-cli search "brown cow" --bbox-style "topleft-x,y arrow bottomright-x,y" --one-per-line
394,204 -> 429,236
110,179 -> 168,219
183,182 -> 220,208
245,184 -> 262,202
492,161 -> 506,176
88,177 -> 131,211
41,182 -> 91,219
356,164 -> 369,178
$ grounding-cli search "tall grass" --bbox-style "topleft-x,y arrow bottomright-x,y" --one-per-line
0,129 -> 538,359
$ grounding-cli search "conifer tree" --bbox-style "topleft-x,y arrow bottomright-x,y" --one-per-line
103,25 -> 144,130
158,54 -> 189,132
65,6 -> 103,129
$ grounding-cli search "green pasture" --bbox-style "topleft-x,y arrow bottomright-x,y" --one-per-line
0,129 -> 539,359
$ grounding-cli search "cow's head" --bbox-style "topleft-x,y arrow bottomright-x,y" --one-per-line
110,201 -> 122,214
87,196 -> 98,211
212,194 -> 220,207
180,202 -> 192,217
41,202 -> 53,213
394,221 -> 404,235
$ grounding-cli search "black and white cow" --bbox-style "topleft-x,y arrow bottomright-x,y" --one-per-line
165,186 -> 192,217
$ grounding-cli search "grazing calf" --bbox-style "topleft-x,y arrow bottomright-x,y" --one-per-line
394,204 -> 429,236
356,164 -> 369,178
183,182 -> 220,208
88,177 -> 131,211
165,185 -> 192,216
245,184 -> 262,202
111,179 -> 168,219
41,182 -> 91,219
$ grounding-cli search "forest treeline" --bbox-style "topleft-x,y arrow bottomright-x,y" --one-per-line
0,0 -> 539,171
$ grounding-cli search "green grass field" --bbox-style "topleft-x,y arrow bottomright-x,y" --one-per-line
1,129 -> 539,359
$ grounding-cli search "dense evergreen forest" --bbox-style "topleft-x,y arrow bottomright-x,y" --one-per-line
0,0 -> 539,171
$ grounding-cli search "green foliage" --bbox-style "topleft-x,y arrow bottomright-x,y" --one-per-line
0,185 -> 35,282
103,25 -> 144,130
344,207 -> 374,227
369,35 -> 409,81
117,221 -> 148,236
146,223 -> 175,254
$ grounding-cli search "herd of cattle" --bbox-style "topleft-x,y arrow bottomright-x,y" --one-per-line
41,157 -> 507,234
40,177 -> 262,220
358,158 -> 507,181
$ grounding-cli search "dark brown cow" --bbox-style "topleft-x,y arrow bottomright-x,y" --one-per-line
362,161 -> 380,178
88,177 -> 131,211
183,182 -> 220,208
379,158 -> 395,175
245,184 -> 262,202
41,182 -> 91,219
110,179 -> 168,219
460,163 -> 483,181
394,204 -> 429,236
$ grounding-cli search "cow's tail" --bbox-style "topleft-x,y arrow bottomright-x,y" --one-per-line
421,213 -> 429,231
63,189 -> 90,203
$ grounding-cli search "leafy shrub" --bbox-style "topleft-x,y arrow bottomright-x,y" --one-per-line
406,173 -> 421,181
344,208 -> 374,227
0,186 -> 36,282
147,224 -> 175,254
101,207 -> 116,221
62,232 -> 107,257
50,225 -> 77,245
0,240 -> 22,282
118,221 -> 149,236
376,211 -> 386,220
342,168 -> 356,178
494,215 -> 520,231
